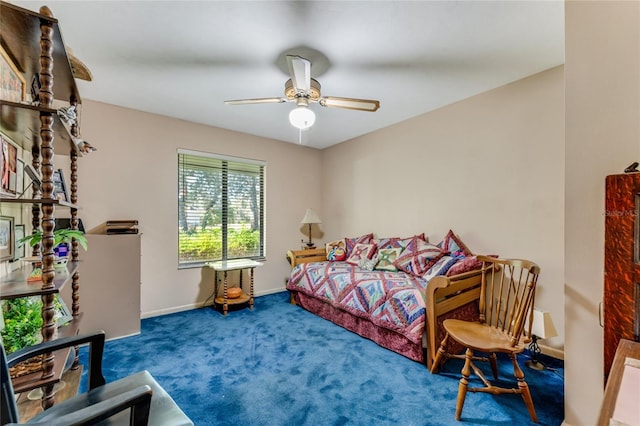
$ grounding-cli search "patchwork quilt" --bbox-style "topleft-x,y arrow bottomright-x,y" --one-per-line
287,261 -> 428,344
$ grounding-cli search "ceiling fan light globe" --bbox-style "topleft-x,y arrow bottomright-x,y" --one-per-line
289,106 -> 316,129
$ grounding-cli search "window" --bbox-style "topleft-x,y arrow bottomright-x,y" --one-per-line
178,149 -> 265,267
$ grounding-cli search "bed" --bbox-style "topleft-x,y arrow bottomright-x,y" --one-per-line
286,248 -> 484,370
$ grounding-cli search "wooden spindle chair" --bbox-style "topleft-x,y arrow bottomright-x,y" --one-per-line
430,255 -> 540,423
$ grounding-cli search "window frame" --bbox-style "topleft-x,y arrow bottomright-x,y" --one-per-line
177,148 -> 266,269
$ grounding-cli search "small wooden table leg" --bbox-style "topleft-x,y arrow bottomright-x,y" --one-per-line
223,270 -> 228,316
208,259 -> 261,315
250,267 -> 255,310
214,271 -> 219,303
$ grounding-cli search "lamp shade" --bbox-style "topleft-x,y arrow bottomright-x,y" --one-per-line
289,106 -> 316,129
530,309 -> 558,339
301,208 -> 321,224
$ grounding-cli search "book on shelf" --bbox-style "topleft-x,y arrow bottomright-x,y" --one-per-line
89,220 -> 139,235
106,220 -> 138,227
106,228 -> 139,235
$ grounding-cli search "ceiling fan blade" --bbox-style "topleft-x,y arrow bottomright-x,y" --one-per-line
224,97 -> 288,105
286,55 -> 311,93
319,96 -> 380,112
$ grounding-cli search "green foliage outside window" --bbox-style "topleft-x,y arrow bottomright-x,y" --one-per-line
1,296 -> 71,354
178,226 -> 260,264
1,297 -> 43,354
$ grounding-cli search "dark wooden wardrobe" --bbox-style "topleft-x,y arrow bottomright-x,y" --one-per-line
603,171 -> 640,380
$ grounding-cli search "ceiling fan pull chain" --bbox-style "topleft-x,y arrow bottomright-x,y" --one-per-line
298,128 -> 302,144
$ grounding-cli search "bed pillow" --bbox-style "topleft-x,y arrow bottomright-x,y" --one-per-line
422,255 -> 459,281
393,240 -> 445,276
345,233 -> 374,257
326,246 -> 346,261
437,229 -> 473,257
325,239 -> 347,261
374,248 -> 402,271
358,254 -> 378,271
373,233 -> 426,252
372,237 -> 400,250
396,233 -> 427,253
346,243 -> 377,266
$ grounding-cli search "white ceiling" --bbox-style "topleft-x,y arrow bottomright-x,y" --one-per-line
12,1 -> 565,149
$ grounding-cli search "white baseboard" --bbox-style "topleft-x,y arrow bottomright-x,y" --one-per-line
106,331 -> 140,342
540,342 -> 564,360
141,287 -> 288,319
141,304 -> 198,319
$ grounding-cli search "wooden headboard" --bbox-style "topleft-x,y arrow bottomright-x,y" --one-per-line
286,248 -> 326,269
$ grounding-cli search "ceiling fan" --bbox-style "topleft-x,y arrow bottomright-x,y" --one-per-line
224,55 -> 380,130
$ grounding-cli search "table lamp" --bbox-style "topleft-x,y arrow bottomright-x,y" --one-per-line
525,308 -> 558,370
300,208 -> 321,248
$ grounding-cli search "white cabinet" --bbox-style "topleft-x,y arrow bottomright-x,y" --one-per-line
64,234 -> 141,339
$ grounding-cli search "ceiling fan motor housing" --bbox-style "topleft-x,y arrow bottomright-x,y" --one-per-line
285,78 -> 321,101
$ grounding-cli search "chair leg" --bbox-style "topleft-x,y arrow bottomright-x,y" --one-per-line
430,333 -> 449,373
509,353 -> 538,423
489,352 -> 498,380
455,347 -> 473,421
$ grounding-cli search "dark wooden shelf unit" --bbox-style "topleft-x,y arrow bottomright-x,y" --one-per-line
0,2 -> 80,103
11,348 -> 71,394
0,261 -> 81,299
0,101 -> 78,156
1,1 -> 86,409
8,315 -> 82,395
0,197 -> 79,209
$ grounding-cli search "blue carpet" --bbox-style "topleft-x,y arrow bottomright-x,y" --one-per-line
79,292 -> 564,425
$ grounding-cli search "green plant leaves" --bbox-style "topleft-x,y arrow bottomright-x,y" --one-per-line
17,228 -> 88,251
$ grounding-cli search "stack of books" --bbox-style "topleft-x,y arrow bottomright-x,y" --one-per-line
105,220 -> 138,235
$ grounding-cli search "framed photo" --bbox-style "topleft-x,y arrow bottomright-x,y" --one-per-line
0,45 -> 26,103
24,163 -> 41,189
52,169 -> 68,202
13,223 -> 25,261
0,215 -> 14,261
54,294 -> 73,326
0,133 -> 18,196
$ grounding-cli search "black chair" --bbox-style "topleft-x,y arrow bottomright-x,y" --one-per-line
1,331 -> 193,425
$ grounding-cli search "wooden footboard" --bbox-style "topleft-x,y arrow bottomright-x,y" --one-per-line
424,269 -> 483,370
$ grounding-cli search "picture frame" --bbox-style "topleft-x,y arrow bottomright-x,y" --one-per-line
0,215 -> 14,261
0,45 -> 26,103
24,163 -> 41,189
13,223 -> 25,261
52,168 -> 68,202
54,294 -> 73,326
0,133 -> 18,197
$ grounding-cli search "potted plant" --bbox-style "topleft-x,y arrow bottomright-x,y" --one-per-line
19,228 -> 88,251
18,228 -> 88,269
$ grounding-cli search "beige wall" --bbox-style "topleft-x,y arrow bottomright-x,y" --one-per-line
321,66 -> 565,353
72,101 -> 323,316
565,1 -> 640,425
72,67 -> 566,333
